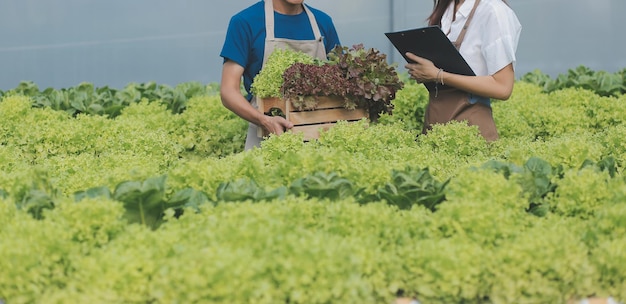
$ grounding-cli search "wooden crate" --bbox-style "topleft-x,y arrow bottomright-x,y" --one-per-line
258,96 -> 368,141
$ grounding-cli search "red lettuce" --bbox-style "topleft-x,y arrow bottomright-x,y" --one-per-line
280,44 -> 404,119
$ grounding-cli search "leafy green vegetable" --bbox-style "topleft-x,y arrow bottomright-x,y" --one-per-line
216,178 -> 287,202
12,171 -> 60,220
74,187 -> 112,202
281,63 -> 353,110
112,175 -> 168,229
252,44 -> 403,120
279,44 -> 404,118
4,80 -> 213,118
167,187 -> 212,210
375,167 -> 449,211
250,48 -> 318,98
521,66 -> 626,97
327,44 -> 404,117
482,157 -> 562,217
289,171 -> 360,200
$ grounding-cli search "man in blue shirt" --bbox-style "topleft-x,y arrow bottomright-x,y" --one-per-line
220,0 -> 341,150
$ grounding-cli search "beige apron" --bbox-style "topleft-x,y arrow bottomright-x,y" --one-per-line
422,0 -> 499,141
245,0 -> 328,150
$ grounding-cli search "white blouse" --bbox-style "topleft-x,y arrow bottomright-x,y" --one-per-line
441,0 -> 522,77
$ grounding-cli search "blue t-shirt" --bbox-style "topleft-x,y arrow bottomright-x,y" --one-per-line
220,1 -> 341,100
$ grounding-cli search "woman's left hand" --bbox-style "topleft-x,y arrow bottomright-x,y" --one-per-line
404,52 -> 439,83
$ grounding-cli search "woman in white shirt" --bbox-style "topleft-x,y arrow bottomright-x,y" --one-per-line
405,0 -> 522,141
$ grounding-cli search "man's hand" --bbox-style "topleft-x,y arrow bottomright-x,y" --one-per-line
259,114 -> 294,135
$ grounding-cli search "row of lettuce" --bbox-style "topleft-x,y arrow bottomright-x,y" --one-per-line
3,153 -> 619,229
0,80 -> 220,118
0,65 -> 624,119
522,66 -> 626,97
1,71 -> 626,302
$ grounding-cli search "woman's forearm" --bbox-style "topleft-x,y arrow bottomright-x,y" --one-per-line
405,52 -> 516,100
439,63 -> 515,100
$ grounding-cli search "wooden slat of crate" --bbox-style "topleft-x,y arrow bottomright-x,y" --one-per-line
259,96 -> 345,114
290,107 -> 367,125
290,105 -> 367,140
304,96 -> 345,110
257,96 -> 368,141
258,97 -> 284,114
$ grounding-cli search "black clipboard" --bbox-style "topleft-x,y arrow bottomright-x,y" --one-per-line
385,26 -> 475,90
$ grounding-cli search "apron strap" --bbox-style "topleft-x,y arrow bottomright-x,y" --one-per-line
453,0 -> 481,49
264,0 -> 322,40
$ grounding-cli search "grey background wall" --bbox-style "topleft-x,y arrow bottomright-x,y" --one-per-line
0,0 -> 624,90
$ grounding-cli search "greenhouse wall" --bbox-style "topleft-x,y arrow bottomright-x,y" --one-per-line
0,0 -> 624,90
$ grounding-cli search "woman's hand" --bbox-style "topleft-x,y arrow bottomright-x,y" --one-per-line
404,52 -> 440,83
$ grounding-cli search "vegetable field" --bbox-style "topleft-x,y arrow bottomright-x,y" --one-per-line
1,67 -> 626,303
